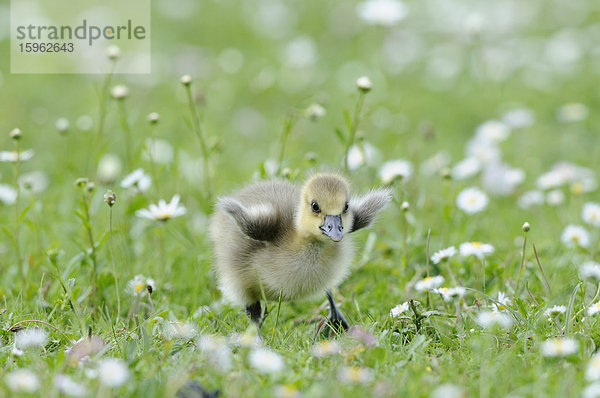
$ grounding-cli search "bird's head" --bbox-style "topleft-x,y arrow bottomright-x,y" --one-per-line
296,173 -> 352,242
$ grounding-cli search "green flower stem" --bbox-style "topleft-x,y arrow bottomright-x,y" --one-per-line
344,91 -> 366,173
184,84 -> 212,198
276,112 -> 298,176
515,229 -> 528,294
109,206 -> 121,320
79,187 -> 99,293
117,100 -> 132,169
14,140 -> 24,285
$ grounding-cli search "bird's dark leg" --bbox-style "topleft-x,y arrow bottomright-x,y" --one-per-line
326,291 -> 349,333
245,301 -> 263,340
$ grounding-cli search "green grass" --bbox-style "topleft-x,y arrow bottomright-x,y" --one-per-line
1,0 -> 600,396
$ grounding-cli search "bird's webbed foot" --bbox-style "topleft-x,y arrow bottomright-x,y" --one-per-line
245,301 -> 264,340
320,291 -> 350,336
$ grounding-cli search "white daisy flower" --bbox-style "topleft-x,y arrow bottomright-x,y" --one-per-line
273,385 -> 302,398
545,189 -> 565,206
120,168 -> 151,192
106,45 -> 121,60
475,120 -> 511,143
143,138 -> 174,165
357,0 -> 407,26
459,242 -> 494,259
544,305 -> 567,317
502,108 -> 535,129
541,337 -> 578,357
18,171 -> 48,193
482,162 -> 525,196
556,103 -> 588,123
561,224 -> 590,248
465,138 -> 501,165
346,145 -> 366,171
97,154 -> 122,185
451,157 -> 481,180
431,246 -> 457,264
572,178 -> 598,195
583,202 -> 600,227
588,301 -> 600,317
272,385 -> 304,398
583,383 -> 600,398
54,374 -> 87,397
536,162 -> 595,191
14,328 -> 48,349
475,311 -> 513,329
122,169 -> 152,192
197,334 -> 232,372
431,383 -> 464,398
55,117 -> 70,133
249,348 -> 285,374
415,275 -> 444,291
110,85 -> 129,100
313,340 -> 341,357
0,184 -> 18,205
518,190 -> 544,209
12,347 -> 24,356
98,358 -> 129,387
390,301 -> 410,317
305,103 -> 326,121
337,366 -> 374,384
0,149 -> 34,162
587,353 -> 600,381
356,76 -> 373,91
432,286 -> 466,302
492,291 -> 512,312
420,151 -> 450,176
229,330 -> 261,348
136,195 -> 187,221
378,159 -> 413,184
536,170 -> 564,190
581,262 -> 600,280
163,321 -> 197,340
126,275 -> 155,297
5,369 -> 40,393
76,115 -> 93,131
456,187 -> 488,214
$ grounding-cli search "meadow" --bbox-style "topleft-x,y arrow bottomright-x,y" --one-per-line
1,0 -> 600,396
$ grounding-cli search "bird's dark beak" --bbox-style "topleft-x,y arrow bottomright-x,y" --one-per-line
320,215 -> 343,242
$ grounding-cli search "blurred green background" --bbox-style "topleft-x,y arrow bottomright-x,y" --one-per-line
1,0 -> 600,396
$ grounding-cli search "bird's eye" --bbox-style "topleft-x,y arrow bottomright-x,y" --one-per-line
343,201 -> 349,213
311,201 -> 320,213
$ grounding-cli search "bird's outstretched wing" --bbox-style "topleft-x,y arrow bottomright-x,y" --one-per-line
349,189 -> 392,233
217,197 -> 281,242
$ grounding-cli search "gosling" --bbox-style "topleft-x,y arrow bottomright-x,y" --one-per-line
210,172 -> 390,334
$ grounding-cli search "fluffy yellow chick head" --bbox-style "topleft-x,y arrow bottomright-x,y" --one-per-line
296,173 -> 352,242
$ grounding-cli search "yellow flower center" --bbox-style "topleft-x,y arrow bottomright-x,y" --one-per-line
572,235 -> 579,242
158,212 -> 171,220
472,242 -> 482,247
554,341 -> 568,353
572,182 -> 584,195
135,283 -> 144,293
347,367 -> 362,382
